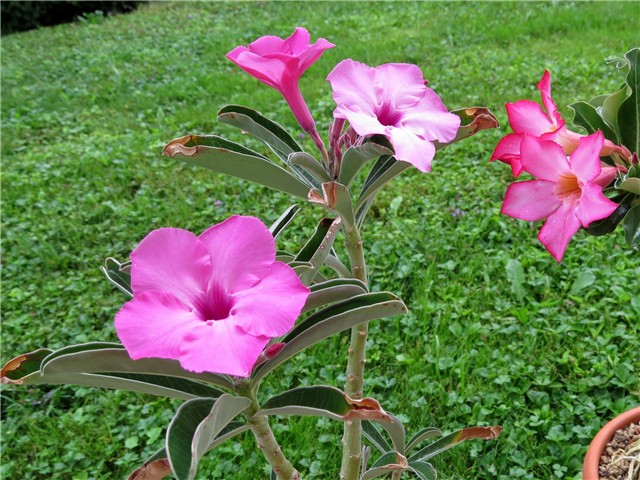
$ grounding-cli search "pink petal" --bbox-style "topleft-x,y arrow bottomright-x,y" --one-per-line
400,92 -> 461,143
575,183 -> 618,227
537,70 -> 559,120
179,322 -> 270,377
198,216 -> 276,293
538,203 -> 582,262
374,63 -> 428,109
491,133 -> 524,176
328,60 -> 379,116
570,131 -> 604,183
387,127 -> 436,172
501,180 -> 560,221
231,262 -> 309,338
282,27 -> 311,53
130,228 -> 212,307
115,291 -> 202,361
247,34 -> 287,55
506,100 -> 554,136
226,49 -> 288,90
520,135 -> 571,181
333,105 -> 386,137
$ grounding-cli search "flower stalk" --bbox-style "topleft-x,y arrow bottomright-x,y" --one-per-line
341,222 -> 369,480
246,392 -> 301,480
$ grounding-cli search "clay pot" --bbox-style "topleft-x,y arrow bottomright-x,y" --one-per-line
582,406 -> 640,480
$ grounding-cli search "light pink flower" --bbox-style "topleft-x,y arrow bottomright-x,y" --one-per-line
115,216 -> 310,377
501,132 -> 618,262
492,70 -> 618,176
326,60 -> 460,172
226,27 -> 334,137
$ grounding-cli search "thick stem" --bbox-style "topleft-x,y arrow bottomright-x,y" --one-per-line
247,395 -> 300,480
340,224 -> 368,480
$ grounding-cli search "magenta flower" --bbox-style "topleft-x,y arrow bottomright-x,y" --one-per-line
492,70 -> 618,176
501,132 -> 618,262
326,60 -> 460,172
226,27 -> 334,137
115,216 -> 310,377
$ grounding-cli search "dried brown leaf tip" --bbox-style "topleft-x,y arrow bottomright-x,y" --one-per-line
464,107 -> 500,131
128,459 -> 172,480
0,355 -> 28,384
162,135 -> 198,157
344,395 -> 393,422
1,349 -> 50,384
458,425 -> 503,441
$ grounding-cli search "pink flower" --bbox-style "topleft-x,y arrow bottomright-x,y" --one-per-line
114,216 -> 310,377
326,60 -> 460,172
226,27 -> 334,137
501,132 -> 618,262
492,70 -> 618,176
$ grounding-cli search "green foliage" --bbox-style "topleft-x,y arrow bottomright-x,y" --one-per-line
2,2 -> 639,479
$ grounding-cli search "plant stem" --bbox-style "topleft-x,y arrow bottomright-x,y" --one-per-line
340,223 -> 368,480
246,394 -> 300,480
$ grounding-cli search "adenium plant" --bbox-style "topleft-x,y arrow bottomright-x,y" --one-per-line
2,26 -> 638,480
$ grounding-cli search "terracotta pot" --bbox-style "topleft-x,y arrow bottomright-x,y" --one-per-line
582,406 -> 640,480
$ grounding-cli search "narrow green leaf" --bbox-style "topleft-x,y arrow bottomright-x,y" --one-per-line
258,386 -> 395,434
251,292 -> 407,382
586,195 -> 631,236
376,413 -> 406,456
408,461 -> 437,480
295,218 -> 335,262
269,205 -> 300,239
166,395 -> 251,480
362,421 -> 391,453
356,157 -> 410,221
163,135 -> 310,199
618,48 -> 639,154
218,104 -> 302,161
324,252 -> 351,278
40,345 -> 235,391
602,87 -> 629,139
289,152 -> 331,183
362,451 -> 405,480
569,101 -> 618,143
100,257 -> 132,297
406,427 -> 442,454
303,278 -> 368,313
339,142 -> 393,188
505,259 -> 525,302
294,217 -> 342,285
408,426 -> 502,462
619,177 -> 640,195
623,203 -> 640,247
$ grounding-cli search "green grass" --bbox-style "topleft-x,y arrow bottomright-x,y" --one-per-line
1,2 -> 638,479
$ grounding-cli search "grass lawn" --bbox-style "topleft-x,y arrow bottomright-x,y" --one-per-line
1,2 -> 638,479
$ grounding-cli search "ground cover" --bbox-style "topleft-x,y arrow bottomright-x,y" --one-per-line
1,2 -> 638,479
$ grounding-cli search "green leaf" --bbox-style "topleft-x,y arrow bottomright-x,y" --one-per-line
618,48 -> 639,154
355,157 -> 410,224
619,177 -> 640,195
505,259 -> 525,302
602,87 -> 629,139
269,205 -> 300,239
303,279 -> 368,313
362,421 -> 391,453
163,135 -> 310,199
362,451 -> 406,480
259,386 -> 392,424
338,142 -> 393,188
294,217 -> 342,284
133,422 -> 249,480
288,152 -> 331,184
37,343 -> 235,391
1,348 -> 52,382
407,461 -> 436,480
569,271 -> 596,296
251,292 -> 407,382
569,101 -> 618,143
217,104 -> 303,161
408,426 -> 502,462
623,203 -> 640,247
585,195 -> 632,236
100,257 -> 132,297
166,395 -> 251,480
406,427 -> 442,454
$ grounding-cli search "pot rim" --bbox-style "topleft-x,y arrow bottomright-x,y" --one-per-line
582,405 -> 640,480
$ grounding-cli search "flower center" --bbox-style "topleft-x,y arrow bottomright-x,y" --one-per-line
195,283 -> 233,322
555,173 -> 581,200
376,102 -> 402,127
